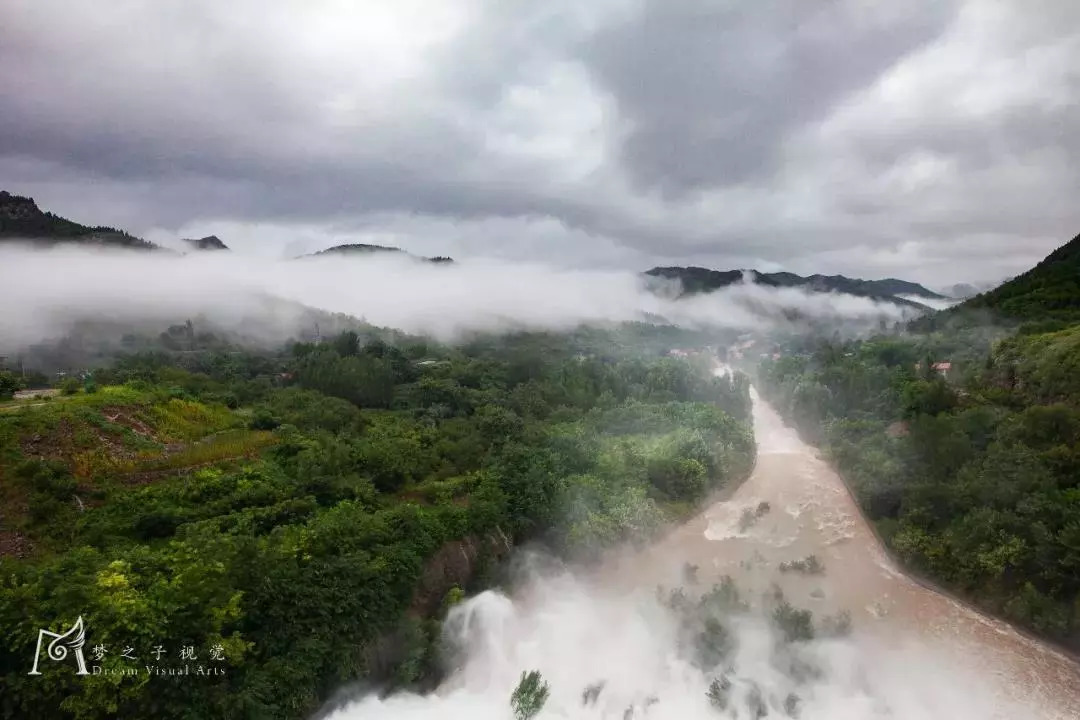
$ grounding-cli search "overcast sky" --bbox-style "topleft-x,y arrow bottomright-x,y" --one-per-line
2,0 -> 1077,287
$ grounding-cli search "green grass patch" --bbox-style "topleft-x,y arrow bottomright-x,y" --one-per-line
133,430 -> 277,473
147,398 -> 240,441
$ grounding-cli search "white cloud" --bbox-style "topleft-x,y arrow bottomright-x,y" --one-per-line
0,246 -> 909,352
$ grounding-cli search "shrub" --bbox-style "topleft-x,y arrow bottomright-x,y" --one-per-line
249,408 -> 281,431
772,601 -> 815,643
779,555 -> 824,575
0,370 -> 22,399
511,671 -> 550,720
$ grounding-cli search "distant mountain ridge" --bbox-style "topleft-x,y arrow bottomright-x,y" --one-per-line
644,265 -> 941,310
303,243 -> 454,264
0,190 -> 161,250
938,281 -> 1003,300
0,191 -> 458,262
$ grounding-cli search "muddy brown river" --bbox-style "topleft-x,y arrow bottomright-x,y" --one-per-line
602,386 -> 1080,718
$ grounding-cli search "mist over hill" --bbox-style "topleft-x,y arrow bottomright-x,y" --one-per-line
0,244 -> 920,371
0,190 -> 936,351
0,190 -> 160,251
303,243 -> 453,263
182,235 -> 229,251
913,231 -> 1080,332
938,282 -> 999,300
957,231 -> 1080,321
645,266 -> 942,310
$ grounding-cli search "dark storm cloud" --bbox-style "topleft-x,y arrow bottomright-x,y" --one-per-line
583,0 -> 956,194
0,2 -> 512,222
809,2 -> 1080,255
0,0 -> 1078,286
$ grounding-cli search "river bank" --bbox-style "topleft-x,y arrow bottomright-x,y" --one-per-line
598,386 -> 1080,718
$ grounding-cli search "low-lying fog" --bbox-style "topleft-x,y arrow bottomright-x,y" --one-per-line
0,245 -> 912,350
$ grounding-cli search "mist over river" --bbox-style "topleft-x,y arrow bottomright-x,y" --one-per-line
325,375 -> 1080,720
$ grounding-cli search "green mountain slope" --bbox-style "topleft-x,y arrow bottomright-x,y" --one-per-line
959,233 -> 1080,321
0,191 -> 160,251
644,266 -> 938,309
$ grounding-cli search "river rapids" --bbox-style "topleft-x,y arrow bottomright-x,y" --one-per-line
325,378 -> 1080,720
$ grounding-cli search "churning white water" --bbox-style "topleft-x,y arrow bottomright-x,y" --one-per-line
325,377 -> 1080,720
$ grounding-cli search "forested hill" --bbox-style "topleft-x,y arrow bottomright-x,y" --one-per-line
956,232 -> 1080,322
0,190 -> 160,251
644,265 -> 941,309
305,243 -> 454,263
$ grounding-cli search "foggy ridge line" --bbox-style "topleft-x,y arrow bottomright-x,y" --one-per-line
0,245 -> 916,353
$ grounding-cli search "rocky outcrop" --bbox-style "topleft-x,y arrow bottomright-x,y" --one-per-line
358,529 -> 513,683
182,235 -> 229,251
408,529 -> 513,616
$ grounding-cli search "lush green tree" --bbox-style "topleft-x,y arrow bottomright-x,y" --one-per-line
332,330 -> 360,357
0,370 -> 22,399
510,670 -> 550,720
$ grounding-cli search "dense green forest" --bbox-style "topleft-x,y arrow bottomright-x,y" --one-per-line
758,251 -> 1080,649
0,326 -> 753,719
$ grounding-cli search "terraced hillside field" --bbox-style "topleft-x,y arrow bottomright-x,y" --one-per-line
0,385 -> 274,558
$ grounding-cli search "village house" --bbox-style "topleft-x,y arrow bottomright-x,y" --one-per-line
914,361 -> 952,378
